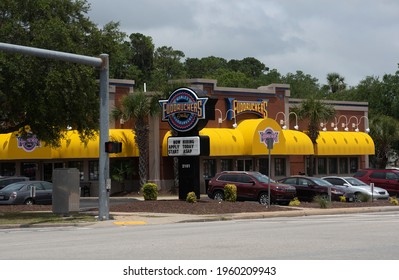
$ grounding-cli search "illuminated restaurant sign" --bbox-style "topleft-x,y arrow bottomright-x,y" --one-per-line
226,98 -> 268,119
259,127 -> 280,147
159,87 -> 208,132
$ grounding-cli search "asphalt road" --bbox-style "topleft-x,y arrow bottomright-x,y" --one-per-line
0,211 -> 398,260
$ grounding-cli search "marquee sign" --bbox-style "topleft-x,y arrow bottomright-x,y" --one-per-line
226,98 -> 268,118
167,136 -> 200,156
159,87 -> 208,133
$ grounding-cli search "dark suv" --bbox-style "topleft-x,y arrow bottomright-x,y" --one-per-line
354,169 -> 399,196
0,176 -> 29,190
207,171 -> 296,205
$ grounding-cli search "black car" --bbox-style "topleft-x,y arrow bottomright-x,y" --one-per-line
0,181 -> 53,205
278,176 -> 354,202
0,176 -> 29,190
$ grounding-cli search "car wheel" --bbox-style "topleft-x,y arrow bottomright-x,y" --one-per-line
213,191 -> 224,201
258,193 -> 270,205
24,198 -> 34,205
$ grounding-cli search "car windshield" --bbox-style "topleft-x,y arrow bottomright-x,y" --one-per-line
312,178 -> 333,186
344,177 -> 369,186
252,172 -> 275,183
1,182 -> 26,191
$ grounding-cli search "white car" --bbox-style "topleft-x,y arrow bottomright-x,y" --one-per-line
322,176 -> 390,201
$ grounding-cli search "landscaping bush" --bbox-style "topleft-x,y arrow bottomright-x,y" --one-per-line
313,195 -> 330,208
224,184 -> 237,202
339,196 -> 346,202
141,182 -> 158,200
289,197 -> 301,206
358,193 -> 371,202
389,196 -> 398,205
186,191 -> 197,203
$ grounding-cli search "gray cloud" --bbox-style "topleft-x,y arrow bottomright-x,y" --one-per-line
87,0 -> 399,86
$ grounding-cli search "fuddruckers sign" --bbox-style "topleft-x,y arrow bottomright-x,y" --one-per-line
159,87 -> 208,133
159,87 -> 213,200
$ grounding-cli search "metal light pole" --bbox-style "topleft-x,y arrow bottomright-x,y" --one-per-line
266,138 -> 274,208
0,42 -> 110,220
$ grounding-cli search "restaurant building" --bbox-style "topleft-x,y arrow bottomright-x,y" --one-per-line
0,78 -> 374,196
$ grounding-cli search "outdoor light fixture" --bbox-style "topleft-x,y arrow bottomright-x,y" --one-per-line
215,108 -> 237,128
275,111 -> 299,130
332,115 -> 348,131
355,116 -> 370,133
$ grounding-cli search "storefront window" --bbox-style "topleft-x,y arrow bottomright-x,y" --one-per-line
220,159 -> 233,171
259,158 -> 269,175
274,158 -> 286,176
339,158 -> 348,174
350,157 -> 358,173
21,162 -> 37,180
203,159 -> 216,179
317,158 -> 327,175
0,163 -> 16,176
328,158 -> 338,174
89,160 -> 99,181
43,163 -> 53,182
68,161 -> 84,180
237,159 -> 253,171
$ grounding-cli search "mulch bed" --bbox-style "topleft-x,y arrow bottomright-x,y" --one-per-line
0,199 -> 396,215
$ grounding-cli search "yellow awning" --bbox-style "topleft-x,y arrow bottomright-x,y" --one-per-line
0,129 -> 139,160
57,129 -> 139,159
237,119 -> 314,155
0,132 -> 54,160
316,131 -> 374,155
162,118 -> 314,156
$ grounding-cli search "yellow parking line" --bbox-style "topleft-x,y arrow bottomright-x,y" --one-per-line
113,221 -> 147,226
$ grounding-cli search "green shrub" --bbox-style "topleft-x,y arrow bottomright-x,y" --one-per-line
358,193 -> 371,202
186,191 -> 197,203
141,183 -> 158,200
389,196 -> 398,205
313,195 -> 330,208
224,184 -> 237,202
289,197 -> 301,206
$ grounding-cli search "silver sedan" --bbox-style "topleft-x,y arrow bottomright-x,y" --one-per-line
322,176 -> 390,201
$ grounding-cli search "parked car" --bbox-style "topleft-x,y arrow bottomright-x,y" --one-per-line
0,176 -> 29,190
322,176 -> 390,201
0,181 -> 53,205
207,171 -> 296,205
353,169 -> 399,196
277,176 -> 354,202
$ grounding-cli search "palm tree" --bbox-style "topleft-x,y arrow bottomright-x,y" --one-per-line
294,97 -> 335,176
326,72 -> 346,93
369,115 -> 399,168
112,91 -> 161,189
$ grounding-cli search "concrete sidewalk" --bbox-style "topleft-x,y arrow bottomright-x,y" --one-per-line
102,204 -> 399,227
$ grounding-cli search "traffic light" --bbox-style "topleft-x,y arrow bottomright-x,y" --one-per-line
105,141 -> 122,153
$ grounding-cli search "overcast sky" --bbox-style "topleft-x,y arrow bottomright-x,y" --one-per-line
86,0 -> 399,87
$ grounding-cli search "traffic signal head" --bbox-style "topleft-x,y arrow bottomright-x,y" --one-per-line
105,141 -> 122,153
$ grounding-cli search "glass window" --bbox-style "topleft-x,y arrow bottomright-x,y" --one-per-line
259,158 -> 269,175
220,159 -> 233,171
274,158 -> 286,176
68,161 -> 84,181
317,158 -> 327,175
349,157 -> 358,173
328,158 -> 338,174
237,159 -> 253,171
339,158 -> 348,174
0,163 -> 16,176
89,161 -> 99,181
203,159 -> 216,179
21,162 -> 37,180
